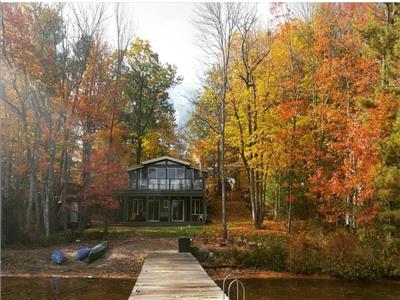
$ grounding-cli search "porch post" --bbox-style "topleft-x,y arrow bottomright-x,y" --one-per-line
168,196 -> 171,223
189,196 -> 192,222
203,196 -> 207,223
145,196 -> 149,221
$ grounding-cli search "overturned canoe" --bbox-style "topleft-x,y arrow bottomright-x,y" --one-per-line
87,241 -> 108,263
75,247 -> 91,261
51,250 -> 65,265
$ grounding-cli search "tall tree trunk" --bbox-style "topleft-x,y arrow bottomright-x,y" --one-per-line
221,94 -> 227,241
136,136 -> 143,164
60,141 -> 69,231
80,129 -> 93,234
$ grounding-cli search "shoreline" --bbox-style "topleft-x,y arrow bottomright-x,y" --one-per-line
0,272 -> 137,280
3,268 -> 399,283
2,236 -> 399,284
0,269 -> 335,282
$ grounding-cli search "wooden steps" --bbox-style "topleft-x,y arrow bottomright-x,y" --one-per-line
129,251 -> 226,299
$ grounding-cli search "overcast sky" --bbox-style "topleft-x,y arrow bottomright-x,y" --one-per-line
103,2 -> 271,125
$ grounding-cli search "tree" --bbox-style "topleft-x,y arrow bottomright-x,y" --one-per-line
228,5 -> 272,229
123,38 -> 181,164
0,3 -> 135,240
362,3 -> 400,238
194,2 -> 242,240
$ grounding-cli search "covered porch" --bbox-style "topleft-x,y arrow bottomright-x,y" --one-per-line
118,191 -> 206,225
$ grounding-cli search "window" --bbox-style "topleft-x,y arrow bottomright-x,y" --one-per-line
156,168 -> 166,179
192,198 -> 203,215
149,167 -> 166,179
148,199 -> 160,221
167,168 -> 176,178
186,169 -> 193,179
148,168 -> 157,179
167,168 -> 185,178
172,199 -> 184,221
177,168 -> 185,179
129,171 -> 139,188
132,199 -> 144,215
164,200 -> 168,208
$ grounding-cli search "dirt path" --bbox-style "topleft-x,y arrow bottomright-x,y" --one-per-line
1,238 -> 176,279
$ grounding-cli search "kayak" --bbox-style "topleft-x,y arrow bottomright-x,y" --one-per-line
51,250 -> 65,265
75,247 -> 91,261
87,241 -> 108,263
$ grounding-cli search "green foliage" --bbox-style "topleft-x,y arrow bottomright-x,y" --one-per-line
210,235 -> 289,271
233,239 -> 288,271
207,225 -> 400,280
83,225 -> 205,240
122,38 -> 182,163
376,110 -> 400,238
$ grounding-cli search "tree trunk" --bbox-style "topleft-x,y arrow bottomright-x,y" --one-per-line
42,186 -> 50,237
221,102 -> 227,241
80,131 -> 93,234
136,136 -> 143,164
60,145 -> 69,231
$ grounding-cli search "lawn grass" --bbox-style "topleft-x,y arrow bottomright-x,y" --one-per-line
82,220 -> 287,241
83,224 -> 210,240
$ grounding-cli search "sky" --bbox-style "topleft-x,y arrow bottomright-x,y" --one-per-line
104,2 -> 271,125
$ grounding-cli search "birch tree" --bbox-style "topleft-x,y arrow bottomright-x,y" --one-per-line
194,2 -> 242,240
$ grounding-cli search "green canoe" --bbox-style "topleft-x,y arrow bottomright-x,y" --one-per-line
87,241 -> 108,263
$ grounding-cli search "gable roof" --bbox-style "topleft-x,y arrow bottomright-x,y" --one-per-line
142,156 -> 191,166
127,155 -> 191,172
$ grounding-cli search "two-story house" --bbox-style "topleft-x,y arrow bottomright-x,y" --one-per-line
118,156 -> 207,225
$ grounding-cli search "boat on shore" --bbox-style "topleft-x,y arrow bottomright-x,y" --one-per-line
51,251 -> 65,265
87,241 -> 108,263
75,247 -> 91,261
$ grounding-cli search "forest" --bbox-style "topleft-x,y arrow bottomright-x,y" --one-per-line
187,2 -> 400,235
0,3 -> 184,242
1,2 -> 399,279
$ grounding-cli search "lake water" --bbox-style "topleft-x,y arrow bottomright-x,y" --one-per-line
2,276 -> 400,300
216,278 -> 400,300
1,277 -> 135,300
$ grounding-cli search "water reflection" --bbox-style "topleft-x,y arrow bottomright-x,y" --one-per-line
217,278 -> 400,300
2,276 -> 400,300
1,277 -> 135,300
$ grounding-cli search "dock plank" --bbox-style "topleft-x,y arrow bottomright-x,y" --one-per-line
129,252 -> 226,300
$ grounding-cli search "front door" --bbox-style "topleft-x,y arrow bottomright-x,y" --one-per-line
171,199 -> 184,222
148,199 -> 160,221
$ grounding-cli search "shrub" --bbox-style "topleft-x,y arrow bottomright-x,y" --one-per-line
287,232 -> 323,274
322,230 -> 383,279
230,236 -> 288,271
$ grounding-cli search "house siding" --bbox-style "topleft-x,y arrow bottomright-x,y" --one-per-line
118,157 -> 206,225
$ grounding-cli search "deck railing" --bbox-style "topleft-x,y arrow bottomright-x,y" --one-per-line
129,178 -> 204,191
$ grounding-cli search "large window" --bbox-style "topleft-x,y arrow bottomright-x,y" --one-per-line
148,199 -> 160,221
172,199 -> 184,221
148,167 -> 166,179
192,198 -> 203,215
186,169 -> 193,179
132,199 -> 144,215
167,168 -> 185,179
129,170 -> 139,188
148,168 -> 167,189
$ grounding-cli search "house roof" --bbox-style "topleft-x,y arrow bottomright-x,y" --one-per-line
142,156 -> 191,166
127,155 -> 192,172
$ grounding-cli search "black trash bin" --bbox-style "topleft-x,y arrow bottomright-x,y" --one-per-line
178,237 -> 191,252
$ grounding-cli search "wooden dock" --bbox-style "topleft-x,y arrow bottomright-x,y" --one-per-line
128,251 -> 226,299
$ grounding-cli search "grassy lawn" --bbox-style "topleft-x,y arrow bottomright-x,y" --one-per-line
84,225 -> 208,240
83,221 -> 288,241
